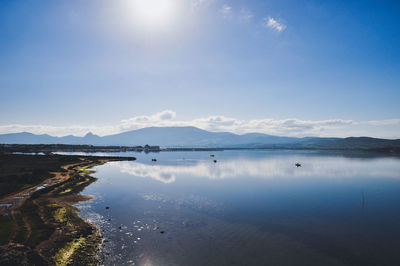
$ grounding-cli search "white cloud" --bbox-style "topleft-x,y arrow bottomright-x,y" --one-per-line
263,16 -> 286,32
0,110 -> 399,139
120,110 -> 176,130
157,109 -> 176,120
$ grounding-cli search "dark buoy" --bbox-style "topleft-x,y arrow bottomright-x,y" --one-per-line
105,206 -> 110,210
295,163 -> 301,167
160,230 -> 165,234
152,158 -> 157,162
210,154 -> 215,157
213,160 -> 217,163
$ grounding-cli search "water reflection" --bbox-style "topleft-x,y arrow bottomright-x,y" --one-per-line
115,156 -> 400,184
77,151 -> 400,266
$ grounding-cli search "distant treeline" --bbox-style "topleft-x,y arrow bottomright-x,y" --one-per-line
1,138 -> 400,155
0,144 -> 160,154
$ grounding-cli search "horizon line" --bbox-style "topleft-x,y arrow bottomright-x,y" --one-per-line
0,126 -> 399,141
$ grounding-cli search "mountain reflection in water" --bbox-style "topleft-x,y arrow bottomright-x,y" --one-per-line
75,151 -> 400,266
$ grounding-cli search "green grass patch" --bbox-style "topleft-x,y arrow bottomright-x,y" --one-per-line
53,237 -> 86,266
54,207 -> 67,223
59,188 -> 72,195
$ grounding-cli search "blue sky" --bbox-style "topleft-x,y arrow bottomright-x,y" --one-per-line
0,0 -> 399,138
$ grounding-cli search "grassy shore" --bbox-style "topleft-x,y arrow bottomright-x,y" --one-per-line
0,154 -> 135,265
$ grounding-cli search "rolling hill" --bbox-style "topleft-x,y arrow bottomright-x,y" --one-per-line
0,126 -> 399,152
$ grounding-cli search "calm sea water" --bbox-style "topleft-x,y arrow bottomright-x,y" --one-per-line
70,150 -> 400,266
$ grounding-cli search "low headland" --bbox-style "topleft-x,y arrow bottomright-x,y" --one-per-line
0,153 -> 135,265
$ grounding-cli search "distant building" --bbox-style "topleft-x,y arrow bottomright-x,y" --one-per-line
144,144 -> 160,153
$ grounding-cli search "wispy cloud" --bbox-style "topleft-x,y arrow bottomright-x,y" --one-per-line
191,0 -> 212,9
0,124 -> 120,138
0,110 -> 399,139
263,16 -> 286,32
239,8 -> 253,20
191,116 -> 354,136
220,4 -> 232,18
367,119 -> 400,126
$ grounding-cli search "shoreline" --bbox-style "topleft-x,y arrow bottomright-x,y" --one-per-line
0,155 -> 135,265
2,143 -> 400,155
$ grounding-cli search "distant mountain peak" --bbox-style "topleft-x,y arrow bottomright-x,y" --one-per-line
84,132 -> 96,137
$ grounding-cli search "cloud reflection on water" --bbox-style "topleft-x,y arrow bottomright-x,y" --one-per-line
114,156 -> 400,184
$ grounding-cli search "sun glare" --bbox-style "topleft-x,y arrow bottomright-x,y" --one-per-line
131,0 -> 179,29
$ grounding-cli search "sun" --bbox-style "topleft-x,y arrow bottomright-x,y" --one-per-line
131,0 -> 180,29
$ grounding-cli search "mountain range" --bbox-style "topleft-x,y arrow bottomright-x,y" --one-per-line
0,126 -> 399,151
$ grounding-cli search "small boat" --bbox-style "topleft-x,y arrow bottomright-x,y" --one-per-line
210,155 -> 215,157
295,163 -> 301,167
152,159 -> 157,162
213,160 -> 217,163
